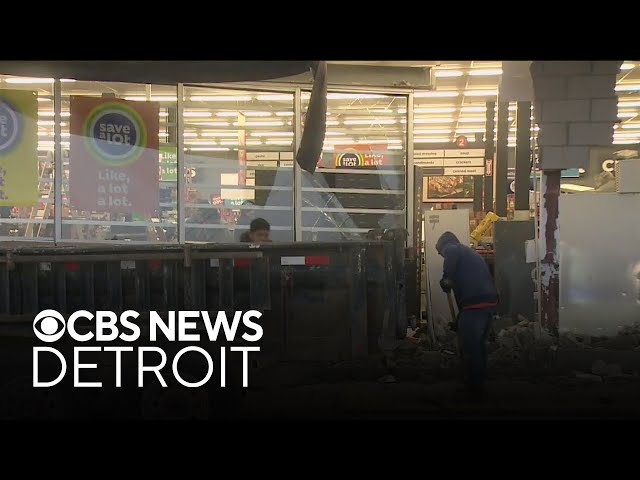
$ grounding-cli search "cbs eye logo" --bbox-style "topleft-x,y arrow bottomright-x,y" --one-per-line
33,310 -> 66,343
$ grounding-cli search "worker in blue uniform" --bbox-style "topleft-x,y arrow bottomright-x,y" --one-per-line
436,231 -> 498,401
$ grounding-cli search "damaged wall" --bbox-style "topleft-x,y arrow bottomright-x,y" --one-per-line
530,61 -> 624,334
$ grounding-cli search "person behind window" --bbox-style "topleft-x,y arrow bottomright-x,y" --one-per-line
240,218 -> 271,243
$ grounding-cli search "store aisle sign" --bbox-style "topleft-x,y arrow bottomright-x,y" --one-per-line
159,146 -> 177,182
334,144 -> 388,168
70,97 -> 160,215
0,89 -> 38,206
415,148 -> 485,176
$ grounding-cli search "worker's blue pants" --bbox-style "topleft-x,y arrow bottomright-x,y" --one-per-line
459,308 -> 495,387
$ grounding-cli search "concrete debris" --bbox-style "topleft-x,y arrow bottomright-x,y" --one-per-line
575,372 -> 603,383
600,335 -> 638,351
517,315 -> 530,327
378,374 -> 396,384
492,316 -> 515,334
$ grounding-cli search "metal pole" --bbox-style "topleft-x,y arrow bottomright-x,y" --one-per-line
293,88 -> 303,241
177,83 -> 185,244
53,79 -> 62,244
406,92 -> 414,247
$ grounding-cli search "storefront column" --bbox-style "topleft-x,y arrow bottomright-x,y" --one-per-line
539,170 -> 560,334
531,60 -> 623,333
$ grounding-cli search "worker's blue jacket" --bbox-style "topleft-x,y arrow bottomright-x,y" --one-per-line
436,231 -> 498,311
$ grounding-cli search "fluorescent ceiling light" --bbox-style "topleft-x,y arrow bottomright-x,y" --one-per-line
414,137 -> 453,143
325,131 -> 346,136
621,63 -> 635,71
188,121 -> 230,127
190,95 -> 252,102
182,133 -> 198,138
186,141 -> 221,146
38,112 -> 71,118
124,96 -> 177,102
264,140 -> 292,146
37,97 -> 52,102
325,120 -> 340,126
469,69 -> 503,76
615,84 -> 640,92
188,147 -> 230,152
327,93 -> 386,100
343,119 -> 396,125
255,94 -> 293,101
618,101 -> 640,108
389,145 -> 403,150
464,89 -> 498,97
620,123 -> 640,129
183,111 -> 212,118
38,120 -> 67,127
250,131 -> 294,137
613,139 -> 640,144
434,70 -> 464,78
414,91 -> 459,98
415,129 -> 452,135
614,132 -> 640,138
5,77 -> 76,84
461,106 -> 487,113
216,111 -> 272,117
415,107 -> 456,114
618,112 -> 637,118
275,111 -> 294,117
414,117 -> 454,124
233,120 -> 283,127
199,132 -> 240,138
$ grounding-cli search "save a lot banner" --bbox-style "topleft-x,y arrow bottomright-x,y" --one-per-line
69,97 -> 159,215
333,144 -> 388,168
0,90 -> 38,206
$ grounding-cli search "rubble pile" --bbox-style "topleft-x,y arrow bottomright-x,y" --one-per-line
488,317 -> 555,368
383,318 -> 640,380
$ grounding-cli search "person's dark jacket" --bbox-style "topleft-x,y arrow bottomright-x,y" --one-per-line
436,232 -> 498,310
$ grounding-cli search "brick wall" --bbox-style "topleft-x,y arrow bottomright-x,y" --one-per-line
531,61 -> 623,169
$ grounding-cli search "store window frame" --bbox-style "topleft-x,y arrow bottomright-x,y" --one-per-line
181,82 -> 298,244
25,78 -> 414,245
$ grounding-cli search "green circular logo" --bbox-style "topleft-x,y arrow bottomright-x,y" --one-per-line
83,102 -> 147,166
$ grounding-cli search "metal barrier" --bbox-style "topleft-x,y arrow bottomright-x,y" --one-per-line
0,240 -> 408,361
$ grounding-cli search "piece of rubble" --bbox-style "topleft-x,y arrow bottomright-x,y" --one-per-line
378,374 -> 396,384
517,330 -> 536,348
591,360 -> 608,376
492,316 -> 514,334
498,337 -> 516,349
601,335 -> 638,351
575,373 -> 603,383
517,315 -> 530,327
